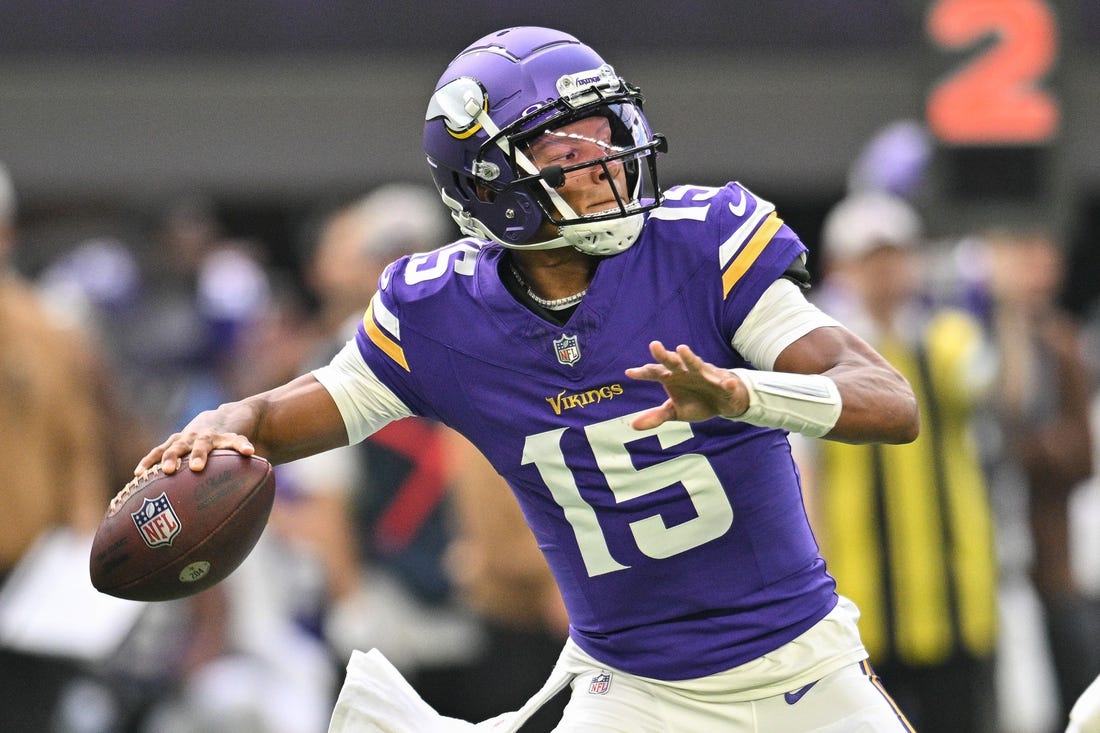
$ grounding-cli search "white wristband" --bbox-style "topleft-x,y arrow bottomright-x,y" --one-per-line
727,368 -> 842,438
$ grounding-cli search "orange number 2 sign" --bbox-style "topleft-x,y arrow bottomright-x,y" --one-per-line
926,0 -> 1060,144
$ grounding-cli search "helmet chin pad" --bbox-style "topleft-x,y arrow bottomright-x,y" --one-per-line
561,214 -> 645,255
440,187 -> 645,255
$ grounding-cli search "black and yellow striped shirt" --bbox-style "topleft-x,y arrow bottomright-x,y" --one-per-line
814,310 -> 998,665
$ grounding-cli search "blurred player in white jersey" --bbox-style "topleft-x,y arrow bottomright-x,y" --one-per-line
135,26 -> 921,732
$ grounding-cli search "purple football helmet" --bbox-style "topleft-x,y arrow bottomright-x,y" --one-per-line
423,27 -> 666,255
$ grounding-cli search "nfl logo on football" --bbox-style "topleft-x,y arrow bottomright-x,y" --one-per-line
554,333 -> 581,366
131,492 -> 182,548
588,671 -> 612,695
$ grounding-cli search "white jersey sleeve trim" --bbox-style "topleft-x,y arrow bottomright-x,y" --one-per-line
732,278 -> 840,370
311,338 -> 414,445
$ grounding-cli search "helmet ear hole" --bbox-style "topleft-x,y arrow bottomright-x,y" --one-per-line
448,172 -> 471,199
475,184 -> 496,203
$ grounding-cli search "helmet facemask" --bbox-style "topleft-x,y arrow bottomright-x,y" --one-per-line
508,97 -> 667,255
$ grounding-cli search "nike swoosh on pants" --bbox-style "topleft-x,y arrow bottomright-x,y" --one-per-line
784,680 -> 818,705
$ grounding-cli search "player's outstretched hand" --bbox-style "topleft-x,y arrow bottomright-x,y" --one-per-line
625,341 -> 749,430
135,411 -> 256,476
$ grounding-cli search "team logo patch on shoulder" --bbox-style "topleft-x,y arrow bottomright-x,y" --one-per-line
588,671 -> 612,695
554,333 -> 581,366
131,492 -> 182,548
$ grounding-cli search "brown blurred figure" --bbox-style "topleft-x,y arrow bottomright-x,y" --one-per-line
0,163 -> 115,729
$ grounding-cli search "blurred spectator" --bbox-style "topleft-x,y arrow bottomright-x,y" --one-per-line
983,229 -> 1099,730
275,184 -> 568,728
37,236 -> 142,344
32,191 -> 335,733
0,161 -> 117,730
800,190 -> 1000,733
132,560 -> 337,733
127,195 -> 274,434
276,183 -> 484,690
302,184 -> 450,351
278,188 -> 466,624
127,198 -> 334,733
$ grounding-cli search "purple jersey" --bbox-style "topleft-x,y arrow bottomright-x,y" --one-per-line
353,182 -> 837,680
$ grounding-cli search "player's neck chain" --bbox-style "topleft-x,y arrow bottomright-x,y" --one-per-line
508,260 -> 588,311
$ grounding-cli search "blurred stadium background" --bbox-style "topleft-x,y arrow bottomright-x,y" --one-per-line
0,0 -> 1096,304
3,3 -> 1100,732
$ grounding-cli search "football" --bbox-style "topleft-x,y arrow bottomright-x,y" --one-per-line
89,450 -> 276,601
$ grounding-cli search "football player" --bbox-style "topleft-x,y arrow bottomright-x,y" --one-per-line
137,26 -> 920,731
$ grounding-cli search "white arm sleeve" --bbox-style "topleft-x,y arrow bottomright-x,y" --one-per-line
732,278 -> 840,370
311,339 -> 414,445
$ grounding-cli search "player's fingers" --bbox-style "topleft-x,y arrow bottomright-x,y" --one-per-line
634,341 -> 702,380
649,340 -> 690,372
648,340 -> 686,372
675,344 -> 707,374
189,434 -> 256,472
159,446 -> 190,474
134,448 -> 164,476
630,400 -> 676,430
214,434 -> 256,456
136,433 -> 186,475
165,432 -> 209,472
624,363 -> 672,382
647,340 -> 669,359
183,433 -> 219,471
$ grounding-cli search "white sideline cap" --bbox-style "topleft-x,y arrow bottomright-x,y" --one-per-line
821,190 -> 922,261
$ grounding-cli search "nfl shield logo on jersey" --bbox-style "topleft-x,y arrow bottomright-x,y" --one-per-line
131,492 -> 182,548
587,670 -> 612,695
554,333 -> 581,366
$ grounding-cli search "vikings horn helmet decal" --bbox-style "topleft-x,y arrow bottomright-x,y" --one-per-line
423,27 -> 667,255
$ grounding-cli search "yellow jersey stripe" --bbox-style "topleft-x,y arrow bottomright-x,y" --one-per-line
722,212 -> 783,297
718,194 -> 774,267
362,301 -> 410,372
